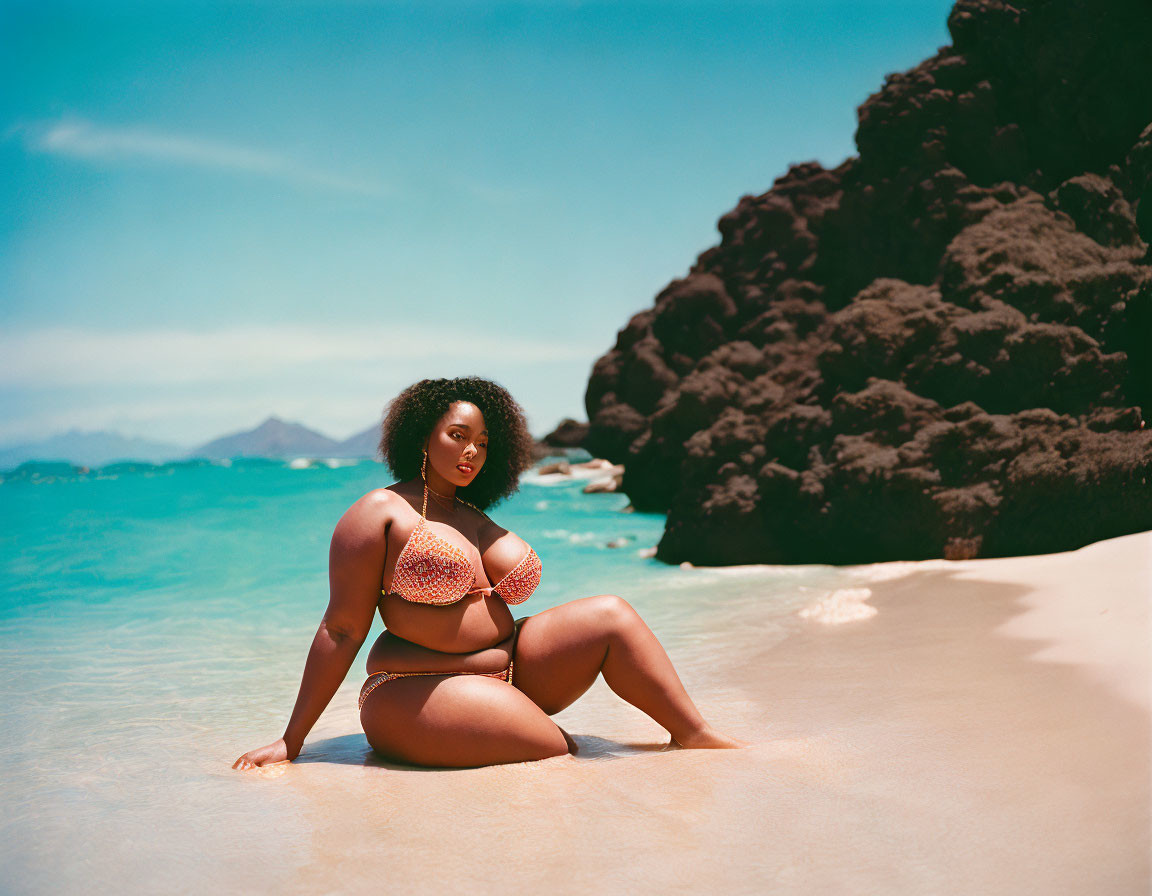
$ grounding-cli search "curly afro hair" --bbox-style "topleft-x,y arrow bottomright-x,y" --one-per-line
379,376 -> 536,510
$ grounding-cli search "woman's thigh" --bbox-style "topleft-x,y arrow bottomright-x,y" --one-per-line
512,595 -> 635,715
360,673 -> 570,768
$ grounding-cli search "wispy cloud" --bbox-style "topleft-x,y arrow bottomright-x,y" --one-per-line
13,118 -> 391,198
0,325 -> 596,443
0,325 -> 598,387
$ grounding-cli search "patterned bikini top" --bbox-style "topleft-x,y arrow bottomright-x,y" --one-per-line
386,483 -> 542,606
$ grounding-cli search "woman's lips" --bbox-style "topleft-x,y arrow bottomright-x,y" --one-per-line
457,463 -> 474,473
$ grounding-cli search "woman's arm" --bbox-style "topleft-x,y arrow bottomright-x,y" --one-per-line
233,492 -> 391,769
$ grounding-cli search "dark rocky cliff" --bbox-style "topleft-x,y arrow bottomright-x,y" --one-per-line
584,0 -> 1152,564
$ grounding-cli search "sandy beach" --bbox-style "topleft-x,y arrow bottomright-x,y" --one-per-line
4,467 -> 1147,895
210,530 -> 1149,896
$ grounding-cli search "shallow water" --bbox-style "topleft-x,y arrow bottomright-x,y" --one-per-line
1,458 -> 855,893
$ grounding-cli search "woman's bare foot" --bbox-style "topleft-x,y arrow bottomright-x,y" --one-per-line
668,725 -> 750,750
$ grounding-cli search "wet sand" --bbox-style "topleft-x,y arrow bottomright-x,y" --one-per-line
239,531 -> 1150,895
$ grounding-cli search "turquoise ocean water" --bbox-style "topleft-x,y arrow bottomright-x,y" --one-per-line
1,456 -> 854,892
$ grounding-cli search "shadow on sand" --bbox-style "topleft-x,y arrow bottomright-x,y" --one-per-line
294,732 -> 675,770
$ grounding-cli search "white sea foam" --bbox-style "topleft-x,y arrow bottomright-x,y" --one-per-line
709,563 -> 825,578
286,457 -> 362,469
850,559 -> 955,583
542,528 -> 610,545
522,461 -> 623,486
799,587 -> 877,624
521,472 -> 578,487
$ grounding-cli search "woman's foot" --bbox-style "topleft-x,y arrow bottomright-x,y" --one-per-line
668,725 -> 750,750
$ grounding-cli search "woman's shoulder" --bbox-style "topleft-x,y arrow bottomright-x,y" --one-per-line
354,485 -> 400,508
326,489 -> 399,560
341,486 -> 413,528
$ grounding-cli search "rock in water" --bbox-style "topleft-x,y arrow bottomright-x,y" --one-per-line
585,0 -> 1152,564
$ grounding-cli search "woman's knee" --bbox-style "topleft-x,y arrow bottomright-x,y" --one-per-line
533,724 -> 572,760
588,594 -> 639,632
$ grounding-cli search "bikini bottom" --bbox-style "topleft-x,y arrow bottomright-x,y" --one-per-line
358,617 -> 526,713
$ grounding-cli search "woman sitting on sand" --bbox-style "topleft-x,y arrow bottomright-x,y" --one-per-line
235,376 -> 744,769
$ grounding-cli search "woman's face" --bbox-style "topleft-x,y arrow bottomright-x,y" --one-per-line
425,400 -> 488,488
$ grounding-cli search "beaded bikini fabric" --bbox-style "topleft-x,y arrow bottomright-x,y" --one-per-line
389,518 -> 477,605
492,548 -> 541,605
387,483 -> 542,606
358,661 -> 514,713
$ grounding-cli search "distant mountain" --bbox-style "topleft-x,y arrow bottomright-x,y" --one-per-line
2,416 -> 411,470
334,424 -> 381,459
189,416 -> 343,460
0,429 -> 189,470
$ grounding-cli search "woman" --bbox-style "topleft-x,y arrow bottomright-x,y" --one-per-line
234,377 -> 745,769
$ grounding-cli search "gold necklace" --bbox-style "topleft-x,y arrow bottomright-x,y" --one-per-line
426,486 -> 457,509
422,481 -> 485,517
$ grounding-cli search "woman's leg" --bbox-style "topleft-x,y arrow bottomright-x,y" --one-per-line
512,595 -> 745,748
360,673 -> 572,768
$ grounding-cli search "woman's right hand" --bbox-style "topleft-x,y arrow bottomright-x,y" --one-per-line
232,737 -> 295,770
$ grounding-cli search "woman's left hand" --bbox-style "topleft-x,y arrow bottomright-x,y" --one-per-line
232,737 -> 294,770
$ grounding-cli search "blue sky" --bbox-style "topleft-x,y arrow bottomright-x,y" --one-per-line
1,0 -> 954,446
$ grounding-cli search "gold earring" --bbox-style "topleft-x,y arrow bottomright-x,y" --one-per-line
421,449 -> 427,481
